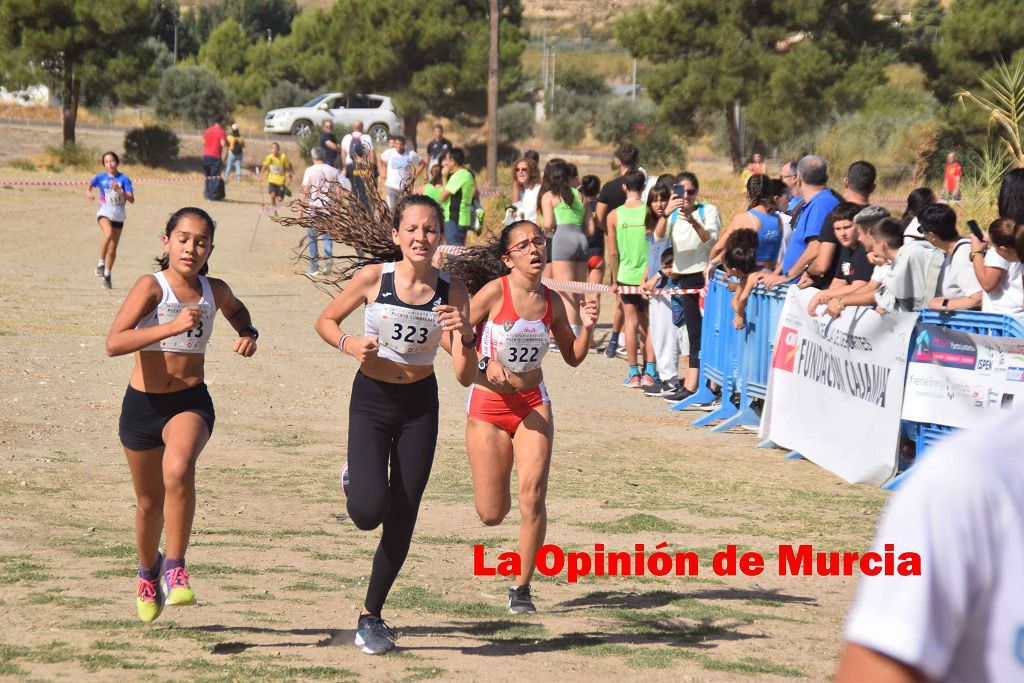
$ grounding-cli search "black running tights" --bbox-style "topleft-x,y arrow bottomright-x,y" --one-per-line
346,371 -> 439,616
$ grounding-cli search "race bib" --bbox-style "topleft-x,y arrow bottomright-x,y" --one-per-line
104,187 -> 124,206
269,164 -> 283,175
496,330 -> 547,372
378,307 -> 442,355
156,302 -> 212,352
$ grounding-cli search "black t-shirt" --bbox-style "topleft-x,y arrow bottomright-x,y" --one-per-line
319,133 -> 340,167
346,162 -> 373,210
597,174 -> 629,212
427,138 -> 452,162
832,242 -> 875,284
814,201 -> 865,288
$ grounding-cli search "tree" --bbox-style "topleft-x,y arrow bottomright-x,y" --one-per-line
929,0 -> 1024,100
155,66 -> 235,127
186,0 -> 297,45
199,18 -> 249,78
320,0 -> 527,151
0,0 -> 152,143
616,0 -> 895,170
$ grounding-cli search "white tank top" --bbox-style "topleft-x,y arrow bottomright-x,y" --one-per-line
482,276 -> 553,373
364,262 -> 450,366
135,271 -> 216,354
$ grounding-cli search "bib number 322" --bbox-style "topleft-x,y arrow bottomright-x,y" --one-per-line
507,346 -> 539,363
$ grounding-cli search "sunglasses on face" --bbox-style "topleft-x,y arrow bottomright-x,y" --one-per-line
682,188 -> 697,196
506,235 -> 547,255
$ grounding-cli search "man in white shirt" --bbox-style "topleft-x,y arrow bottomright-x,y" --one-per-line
301,146 -> 351,276
379,135 -> 425,210
340,120 -> 375,178
918,204 -> 982,311
836,409 -> 1024,683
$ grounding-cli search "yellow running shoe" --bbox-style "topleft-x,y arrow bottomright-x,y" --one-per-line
161,565 -> 196,606
136,552 -> 165,622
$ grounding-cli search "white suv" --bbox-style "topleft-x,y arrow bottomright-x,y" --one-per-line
263,92 -> 402,142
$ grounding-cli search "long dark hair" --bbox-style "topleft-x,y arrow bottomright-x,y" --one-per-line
645,182 -> 671,230
154,207 -> 216,275
746,173 -> 775,210
536,158 -> 575,217
445,220 -> 541,295
900,187 -> 936,228
998,168 -> 1024,223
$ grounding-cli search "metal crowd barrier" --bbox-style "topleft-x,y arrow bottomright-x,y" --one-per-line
671,275 -> 1024,487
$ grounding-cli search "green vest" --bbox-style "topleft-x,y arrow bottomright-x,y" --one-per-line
614,203 -> 648,285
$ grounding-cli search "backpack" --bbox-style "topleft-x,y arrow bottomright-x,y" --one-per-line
348,133 -> 364,161
231,137 -> 242,155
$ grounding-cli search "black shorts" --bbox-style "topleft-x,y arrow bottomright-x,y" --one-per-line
97,216 -> 124,230
268,183 -> 285,198
617,282 -> 647,307
119,383 -> 215,451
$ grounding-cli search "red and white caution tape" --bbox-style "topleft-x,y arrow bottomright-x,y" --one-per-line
0,172 -> 258,187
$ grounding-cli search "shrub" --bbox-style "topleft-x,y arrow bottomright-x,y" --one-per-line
296,123 -> 323,165
46,142 -> 96,169
632,122 -> 686,172
498,103 -> 535,144
261,81 -> 319,113
558,68 -> 611,97
154,66 -> 235,128
124,126 -> 181,167
594,97 -> 657,144
10,159 -> 36,171
551,112 -> 586,147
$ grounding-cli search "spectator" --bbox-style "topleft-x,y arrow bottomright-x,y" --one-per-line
779,160 -> 801,212
419,162 -> 444,205
763,155 -> 841,287
711,173 -> 783,272
595,142 -> 641,359
771,178 -> 796,265
825,217 -> 943,315
523,149 -> 540,166
741,152 -> 766,188
836,409 -> 1024,683
638,182 -> 676,389
379,135 -> 425,211
511,156 -> 542,222
345,138 -> 375,214
606,170 -> 653,388
300,146 -> 351,276
806,203 -> 885,316
538,159 -> 591,334
971,218 -> 1023,320
918,204 -> 982,311
655,171 -> 719,399
806,160 -> 876,288
341,120 -> 375,177
437,148 -> 475,246
900,186 -> 937,244
224,123 -> 245,184
319,119 -> 341,169
202,116 -> 227,200
426,123 -> 453,171
580,174 -> 605,286
642,247 -> 680,397
722,229 -> 760,330
941,151 -> 962,202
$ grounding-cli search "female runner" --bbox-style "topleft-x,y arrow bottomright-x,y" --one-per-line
87,151 -> 135,289
311,194 -> 477,654
538,159 -> 591,334
105,207 -> 258,623
447,220 -> 598,614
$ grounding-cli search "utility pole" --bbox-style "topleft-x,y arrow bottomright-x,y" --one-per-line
486,0 -> 499,186
631,58 -> 637,100
173,23 -> 178,65
549,47 -> 556,117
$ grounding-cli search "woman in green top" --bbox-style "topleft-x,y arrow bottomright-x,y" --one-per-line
438,148 -> 475,246
539,159 -> 591,332
420,163 -> 444,205
605,170 -> 651,389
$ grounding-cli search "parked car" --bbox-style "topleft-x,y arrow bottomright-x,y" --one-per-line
263,92 -> 402,143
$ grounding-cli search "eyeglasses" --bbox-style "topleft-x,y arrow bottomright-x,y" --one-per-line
506,235 -> 547,255
781,173 -> 797,179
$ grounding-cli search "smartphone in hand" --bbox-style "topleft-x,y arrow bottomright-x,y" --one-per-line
672,184 -> 685,198
967,219 -> 984,241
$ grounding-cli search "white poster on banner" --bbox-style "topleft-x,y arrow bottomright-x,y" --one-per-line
902,324 -> 1024,428
761,288 -> 919,485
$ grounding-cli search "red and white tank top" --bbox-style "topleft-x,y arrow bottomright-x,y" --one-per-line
481,276 -> 553,373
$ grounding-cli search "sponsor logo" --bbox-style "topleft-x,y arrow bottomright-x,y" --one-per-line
1008,366 -> 1024,382
503,321 -> 514,332
912,325 -> 977,368
381,291 -> 393,297
773,327 -> 798,372
434,298 -> 443,306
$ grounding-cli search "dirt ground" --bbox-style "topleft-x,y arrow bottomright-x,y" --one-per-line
0,124 -> 888,682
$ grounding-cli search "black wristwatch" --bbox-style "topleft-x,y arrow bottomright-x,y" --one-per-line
239,324 -> 259,340
477,356 -> 491,372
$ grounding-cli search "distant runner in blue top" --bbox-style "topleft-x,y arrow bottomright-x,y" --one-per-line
87,151 -> 135,290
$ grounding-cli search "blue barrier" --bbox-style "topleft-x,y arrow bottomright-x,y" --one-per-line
673,277 -> 1024,488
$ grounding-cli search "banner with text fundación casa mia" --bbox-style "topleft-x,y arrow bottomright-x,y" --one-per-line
761,288 -> 918,485
902,324 -> 1024,428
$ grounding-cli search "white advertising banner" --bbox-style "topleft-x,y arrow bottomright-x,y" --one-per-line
761,288 -> 919,485
902,324 -> 1024,428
